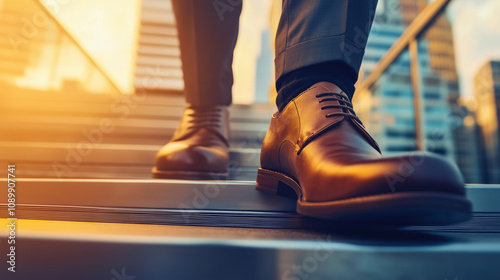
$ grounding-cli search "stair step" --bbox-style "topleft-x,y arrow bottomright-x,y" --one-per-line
134,0 -> 180,93
0,104 -> 274,123
0,116 -> 268,146
0,178 -> 498,215
135,65 -> 182,78
138,35 -> 179,47
0,178 -> 293,210
0,86 -> 269,109
139,25 -> 177,37
0,142 -> 261,168
137,44 -> 180,57
136,55 -> 181,67
142,0 -> 172,9
134,76 -> 184,90
140,13 -> 175,25
0,161 -> 258,180
0,178 -> 499,237
0,89 -> 275,120
1,218 -> 499,280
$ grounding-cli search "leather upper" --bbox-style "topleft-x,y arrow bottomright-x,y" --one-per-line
260,82 -> 465,203
155,105 -> 229,173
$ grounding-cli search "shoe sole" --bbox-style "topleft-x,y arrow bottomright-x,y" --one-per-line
256,168 -> 472,226
152,167 -> 229,180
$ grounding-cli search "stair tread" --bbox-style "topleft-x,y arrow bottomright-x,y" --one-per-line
1,218 -> 499,280
0,178 -> 498,212
0,141 -> 261,168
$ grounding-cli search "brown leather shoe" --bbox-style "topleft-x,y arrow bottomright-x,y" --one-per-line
153,105 -> 230,180
257,82 -> 471,225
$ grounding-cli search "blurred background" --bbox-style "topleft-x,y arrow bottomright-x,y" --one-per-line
0,0 -> 499,184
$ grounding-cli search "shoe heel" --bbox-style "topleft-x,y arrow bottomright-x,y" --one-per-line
256,168 -> 298,199
256,168 -> 279,194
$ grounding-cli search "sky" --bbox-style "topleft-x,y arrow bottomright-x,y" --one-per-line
449,0 -> 500,97
232,0 -> 274,104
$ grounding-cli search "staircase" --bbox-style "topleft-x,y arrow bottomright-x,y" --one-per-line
134,0 -> 184,93
1,88 -> 500,280
1,1 -> 500,279
0,87 -> 271,180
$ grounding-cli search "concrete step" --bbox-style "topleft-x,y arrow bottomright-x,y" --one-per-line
0,99 -> 274,122
0,161 -> 258,180
141,0 -> 173,10
0,89 -> 273,146
0,116 -> 268,146
135,0 -> 180,93
134,65 -> 182,79
1,218 -> 499,280
138,35 -> 179,47
137,44 -> 180,57
140,12 -> 175,25
0,178 -> 498,227
0,141 -> 261,179
0,142 -> 260,167
134,76 -> 184,91
136,55 -> 181,68
0,88 -> 275,120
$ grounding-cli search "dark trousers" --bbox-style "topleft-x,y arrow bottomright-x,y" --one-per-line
172,0 -> 378,107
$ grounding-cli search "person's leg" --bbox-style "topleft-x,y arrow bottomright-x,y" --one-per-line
171,0 -> 241,107
274,0 -> 377,111
153,0 -> 242,179
257,0 -> 471,225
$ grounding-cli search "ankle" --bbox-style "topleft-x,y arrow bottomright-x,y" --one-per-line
275,62 -> 357,112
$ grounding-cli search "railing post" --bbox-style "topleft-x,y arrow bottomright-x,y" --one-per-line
355,0 -> 451,98
409,40 -> 425,151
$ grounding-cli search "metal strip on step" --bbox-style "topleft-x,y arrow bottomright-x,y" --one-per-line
0,179 -> 499,231
0,179 -> 499,212
0,178 -> 297,211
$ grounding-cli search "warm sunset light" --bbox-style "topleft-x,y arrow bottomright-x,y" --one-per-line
1,0 -> 500,279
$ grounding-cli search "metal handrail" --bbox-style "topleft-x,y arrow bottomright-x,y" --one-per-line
33,0 -> 123,95
355,0 -> 451,99
354,0 -> 452,151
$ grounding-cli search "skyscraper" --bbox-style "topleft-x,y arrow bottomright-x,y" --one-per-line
449,102 -> 486,183
399,0 -> 459,88
474,60 -> 500,183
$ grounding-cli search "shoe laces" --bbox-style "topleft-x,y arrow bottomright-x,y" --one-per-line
316,92 -> 361,122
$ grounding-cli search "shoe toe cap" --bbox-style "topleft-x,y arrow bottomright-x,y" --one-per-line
304,152 -> 465,202
155,142 -> 229,172
373,152 -> 465,195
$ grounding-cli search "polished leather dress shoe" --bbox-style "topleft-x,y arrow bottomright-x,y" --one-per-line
153,105 -> 230,180
257,82 -> 471,225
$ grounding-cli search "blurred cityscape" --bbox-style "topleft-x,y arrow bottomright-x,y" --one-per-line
1,2 -> 500,279
356,0 -> 500,184
0,0 -> 499,183
253,0 -> 500,184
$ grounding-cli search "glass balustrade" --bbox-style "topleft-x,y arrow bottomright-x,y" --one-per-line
0,0 -> 120,96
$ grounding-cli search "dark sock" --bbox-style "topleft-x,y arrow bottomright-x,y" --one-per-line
275,61 -> 358,112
